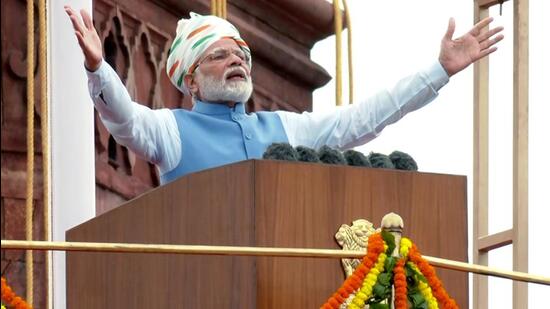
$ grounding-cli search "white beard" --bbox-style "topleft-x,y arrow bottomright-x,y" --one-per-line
195,67 -> 253,103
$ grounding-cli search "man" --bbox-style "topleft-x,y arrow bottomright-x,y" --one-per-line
65,6 -> 503,184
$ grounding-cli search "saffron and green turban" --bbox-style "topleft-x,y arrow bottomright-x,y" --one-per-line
166,12 -> 251,94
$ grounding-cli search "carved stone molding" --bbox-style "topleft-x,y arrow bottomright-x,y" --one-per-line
92,0 -> 187,207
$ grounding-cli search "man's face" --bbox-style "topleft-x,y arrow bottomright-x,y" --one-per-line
186,38 -> 253,104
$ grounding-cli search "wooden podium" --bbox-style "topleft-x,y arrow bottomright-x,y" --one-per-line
66,160 -> 467,308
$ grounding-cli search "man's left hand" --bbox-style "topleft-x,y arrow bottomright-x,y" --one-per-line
439,17 -> 504,77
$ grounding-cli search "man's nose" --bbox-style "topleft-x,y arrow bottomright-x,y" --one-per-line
228,52 -> 244,67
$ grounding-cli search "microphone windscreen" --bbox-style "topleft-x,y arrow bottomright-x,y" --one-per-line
318,145 -> 347,165
296,146 -> 320,163
367,152 -> 395,169
389,150 -> 418,171
263,143 -> 299,161
343,150 -> 371,167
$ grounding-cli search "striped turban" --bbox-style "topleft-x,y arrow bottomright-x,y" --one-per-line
166,12 -> 251,94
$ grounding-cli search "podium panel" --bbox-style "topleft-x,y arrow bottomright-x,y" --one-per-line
67,160 -> 467,308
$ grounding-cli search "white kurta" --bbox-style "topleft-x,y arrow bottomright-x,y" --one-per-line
87,60 -> 449,177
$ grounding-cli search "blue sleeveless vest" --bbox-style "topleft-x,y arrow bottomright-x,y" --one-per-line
160,100 -> 288,184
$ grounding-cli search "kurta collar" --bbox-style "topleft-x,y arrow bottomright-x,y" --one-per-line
192,100 -> 246,115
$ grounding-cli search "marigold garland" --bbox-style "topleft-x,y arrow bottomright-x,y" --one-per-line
1,277 -> 32,309
408,262 -> 439,309
400,237 -> 412,258
322,233 -> 458,309
321,232 -> 385,309
393,259 -> 408,309
407,245 -> 458,309
347,248 -> 387,309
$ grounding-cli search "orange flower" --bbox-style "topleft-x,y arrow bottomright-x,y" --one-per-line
322,234 -> 458,309
1,276 -> 33,309
332,292 -> 345,303
321,233 -> 385,308
337,287 -> 350,298
408,246 -> 459,309
393,259 -> 408,309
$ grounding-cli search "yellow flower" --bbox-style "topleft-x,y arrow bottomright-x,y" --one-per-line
400,237 -> 413,257
361,288 -> 372,299
352,297 -> 365,307
365,278 -> 377,287
401,237 -> 412,247
348,303 -> 360,309
428,299 -> 439,309
361,284 -> 373,292
415,276 -> 438,308
356,291 -> 368,301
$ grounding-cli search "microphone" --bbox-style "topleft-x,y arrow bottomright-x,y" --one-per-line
262,143 -> 299,161
389,150 -> 418,171
367,152 -> 395,169
318,145 -> 347,165
343,149 -> 371,167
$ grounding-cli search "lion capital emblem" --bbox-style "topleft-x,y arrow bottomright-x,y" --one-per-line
335,219 -> 379,277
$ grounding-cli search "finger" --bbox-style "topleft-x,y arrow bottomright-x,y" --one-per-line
63,5 -> 75,12
80,9 -> 94,31
64,5 -> 79,19
443,17 -> 455,41
75,31 -> 86,49
474,46 -> 498,62
477,26 -> 504,42
480,34 -> 504,50
470,16 -> 494,35
69,14 -> 86,34
65,7 -> 86,34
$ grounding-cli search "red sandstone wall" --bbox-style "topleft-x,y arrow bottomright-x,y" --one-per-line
1,0 -> 337,306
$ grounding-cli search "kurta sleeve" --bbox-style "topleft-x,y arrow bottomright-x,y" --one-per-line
86,60 -> 181,174
276,62 -> 449,150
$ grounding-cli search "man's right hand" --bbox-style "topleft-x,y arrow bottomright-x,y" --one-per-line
64,6 -> 103,72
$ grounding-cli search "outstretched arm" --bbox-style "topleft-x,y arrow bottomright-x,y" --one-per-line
279,17 -> 504,150
439,16 -> 504,77
64,5 -> 103,71
63,6 -> 181,174
277,62 -> 449,150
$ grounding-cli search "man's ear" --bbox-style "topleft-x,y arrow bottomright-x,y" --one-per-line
184,74 -> 199,96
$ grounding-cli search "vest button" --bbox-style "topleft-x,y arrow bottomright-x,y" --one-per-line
245,133 -> 252,139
